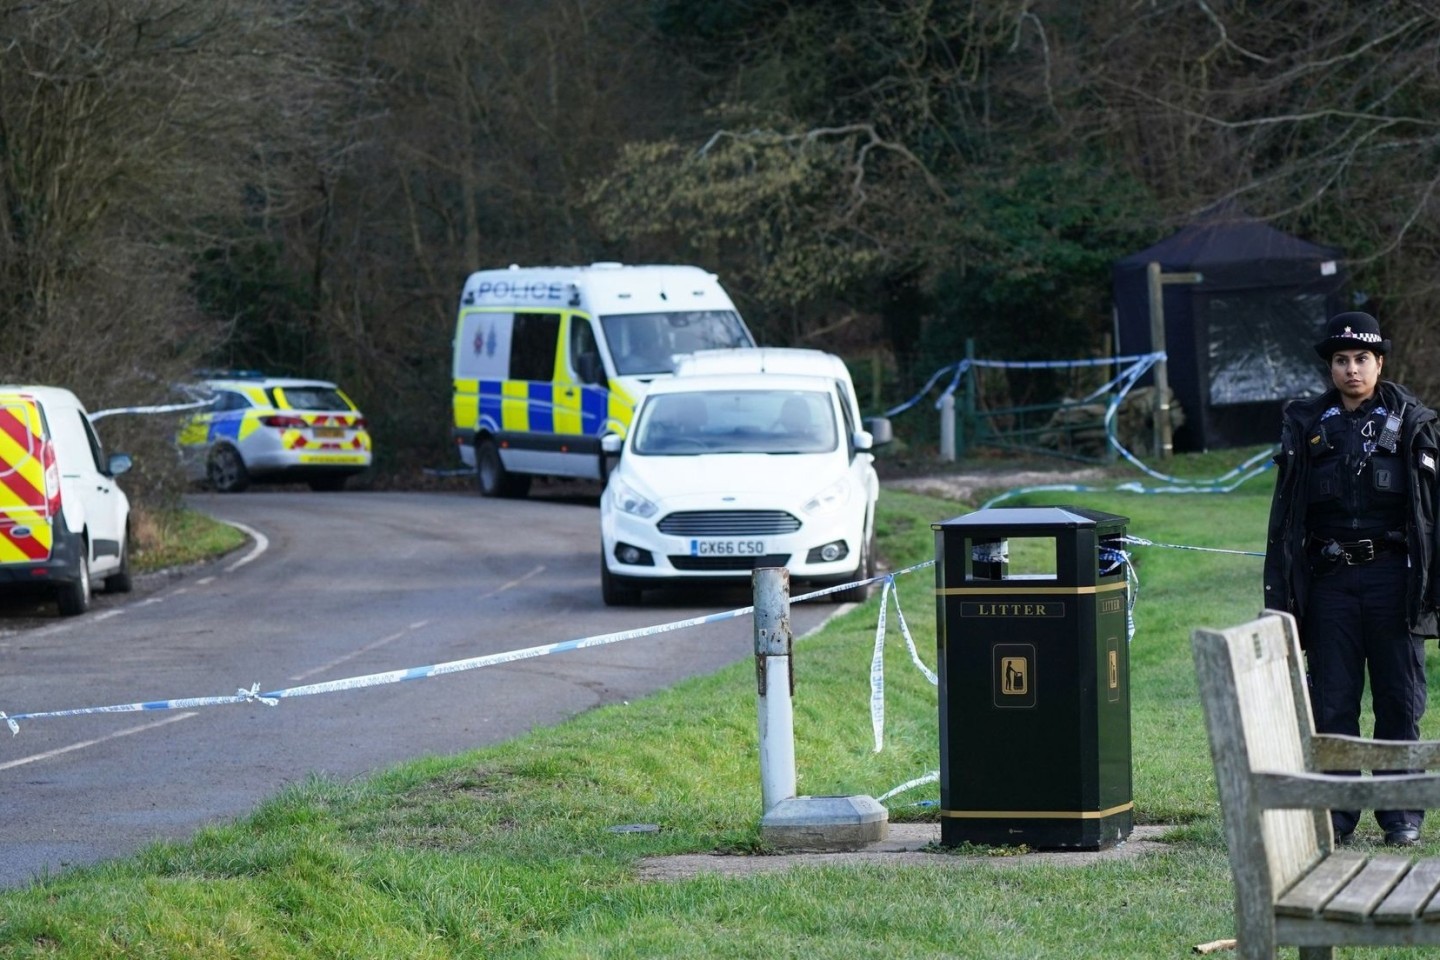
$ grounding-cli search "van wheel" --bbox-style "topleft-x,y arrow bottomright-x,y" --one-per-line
56,551 -> 91,616
476,439 -> 531,498
209,446 -> 250,493
601,550 -> 642,606
833,527 -> 876,604
104,532 -> 133,594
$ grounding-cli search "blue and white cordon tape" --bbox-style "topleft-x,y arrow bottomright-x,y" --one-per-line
882,350 -> 1278,506
0,564 -> 932,737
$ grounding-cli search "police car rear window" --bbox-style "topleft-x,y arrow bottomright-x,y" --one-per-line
278,388 -> 353,411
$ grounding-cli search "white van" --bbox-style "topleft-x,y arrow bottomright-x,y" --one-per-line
0,386 -> 133,615
451,263 -> 755,497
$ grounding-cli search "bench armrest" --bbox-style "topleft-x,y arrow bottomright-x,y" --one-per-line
1256,770 -> 1440,810
1312,734 -> 1440,771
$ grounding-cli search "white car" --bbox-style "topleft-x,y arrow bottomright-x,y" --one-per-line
0,386 -> 133,615
599,372 -> 888,605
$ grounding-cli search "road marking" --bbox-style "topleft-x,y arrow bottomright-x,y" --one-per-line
282,565 -> 546,683
0,712 -> 198,770
287,620 -> 433,682
219,520 -> 268,571
492,564 -> 545,595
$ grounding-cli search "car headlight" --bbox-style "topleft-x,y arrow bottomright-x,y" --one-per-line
802,477 -> 851,515
611,477 -> 658,519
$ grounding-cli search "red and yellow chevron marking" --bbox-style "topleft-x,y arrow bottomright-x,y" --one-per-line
0,401 -> 46,508
0,513 -> 52,562
277,414 -> 373,454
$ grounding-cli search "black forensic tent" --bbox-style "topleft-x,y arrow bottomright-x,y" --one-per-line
1112,208 -> 1348,451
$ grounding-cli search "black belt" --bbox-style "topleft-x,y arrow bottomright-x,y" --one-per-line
1307,533 -> 1407,565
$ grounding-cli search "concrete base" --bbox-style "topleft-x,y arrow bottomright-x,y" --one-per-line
760,795 -> 889,851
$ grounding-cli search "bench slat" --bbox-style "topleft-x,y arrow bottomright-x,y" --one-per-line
1422,862 -> 1440,923
1277,851 -> 1368,917
1322,855 -> 1411,922
1376,858 -> 1440,923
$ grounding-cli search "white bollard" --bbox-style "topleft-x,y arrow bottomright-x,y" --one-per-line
939,393 -> 955,461
753,566 -> 796,813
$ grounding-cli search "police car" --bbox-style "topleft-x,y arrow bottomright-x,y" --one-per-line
178,373 -> 373,492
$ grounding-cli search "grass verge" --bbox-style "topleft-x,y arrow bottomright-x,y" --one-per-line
130,505 -> 249,573
3,455 -> 1438,958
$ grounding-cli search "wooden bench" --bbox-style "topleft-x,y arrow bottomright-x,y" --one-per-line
1192,611 -> 1440,958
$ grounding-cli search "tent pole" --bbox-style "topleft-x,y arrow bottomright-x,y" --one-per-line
1146,262 -> 1203,459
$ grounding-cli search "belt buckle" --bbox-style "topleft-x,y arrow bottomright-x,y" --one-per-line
1344,540 -> 1375,565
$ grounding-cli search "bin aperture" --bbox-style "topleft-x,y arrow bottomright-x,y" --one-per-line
933,505 -> 1132,850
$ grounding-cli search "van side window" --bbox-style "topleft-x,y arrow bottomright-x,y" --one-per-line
511,312 -> 560,382
76,411 -> 107,473
569,318 -> 604,385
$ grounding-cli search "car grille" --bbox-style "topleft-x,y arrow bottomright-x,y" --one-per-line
657,510 -> 801,536
669,554 -> 792,572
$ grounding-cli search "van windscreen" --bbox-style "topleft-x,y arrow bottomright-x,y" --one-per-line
602,311 -> 753,376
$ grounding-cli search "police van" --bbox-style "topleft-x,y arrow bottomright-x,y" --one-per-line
451,262 -> 754,497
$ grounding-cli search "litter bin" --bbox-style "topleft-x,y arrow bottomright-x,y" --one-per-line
933,505 -> 1132,850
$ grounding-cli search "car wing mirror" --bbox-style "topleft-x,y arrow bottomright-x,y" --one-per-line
107,452 -> 134,477
864,416 -> 894,447
601,433 -> 624,456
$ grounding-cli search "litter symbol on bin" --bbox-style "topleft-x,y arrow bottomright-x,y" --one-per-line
992,643 -> 1036,708
1107,637 -> 1122,703
1002,658 -> 1028,695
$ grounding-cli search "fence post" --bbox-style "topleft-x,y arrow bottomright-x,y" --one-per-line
753,566 -> 796,813
959,337 -> 976,459
939,393 -> 956,461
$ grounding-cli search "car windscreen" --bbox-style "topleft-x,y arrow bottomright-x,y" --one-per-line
601,310 -> 753,376
633,389 -> 837,455
275,387 -> 355,411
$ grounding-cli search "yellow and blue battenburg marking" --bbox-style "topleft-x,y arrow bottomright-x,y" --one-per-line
474,380 -> 625,437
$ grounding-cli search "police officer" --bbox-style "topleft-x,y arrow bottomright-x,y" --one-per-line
1264,310 -> 1440,847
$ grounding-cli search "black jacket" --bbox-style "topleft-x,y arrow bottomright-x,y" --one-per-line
1263,380 -> 1440,638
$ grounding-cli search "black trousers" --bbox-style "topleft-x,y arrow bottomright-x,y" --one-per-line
1304,548 -> 1427,835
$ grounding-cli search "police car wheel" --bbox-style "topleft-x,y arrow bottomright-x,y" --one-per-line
476,439 -> 531,498
209,446 -> 250,493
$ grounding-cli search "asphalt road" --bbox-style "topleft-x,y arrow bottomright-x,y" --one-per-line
0,486 -> 846,889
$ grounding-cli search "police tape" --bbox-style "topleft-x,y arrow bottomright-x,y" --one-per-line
883,352 -> 1166,419
887,351 -> 1278,503
89,398 -> 218,421
0,562 -> 935,736
1121,534 -> 1265,559
869,574 -> 938,753
878,769 -> 939,803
